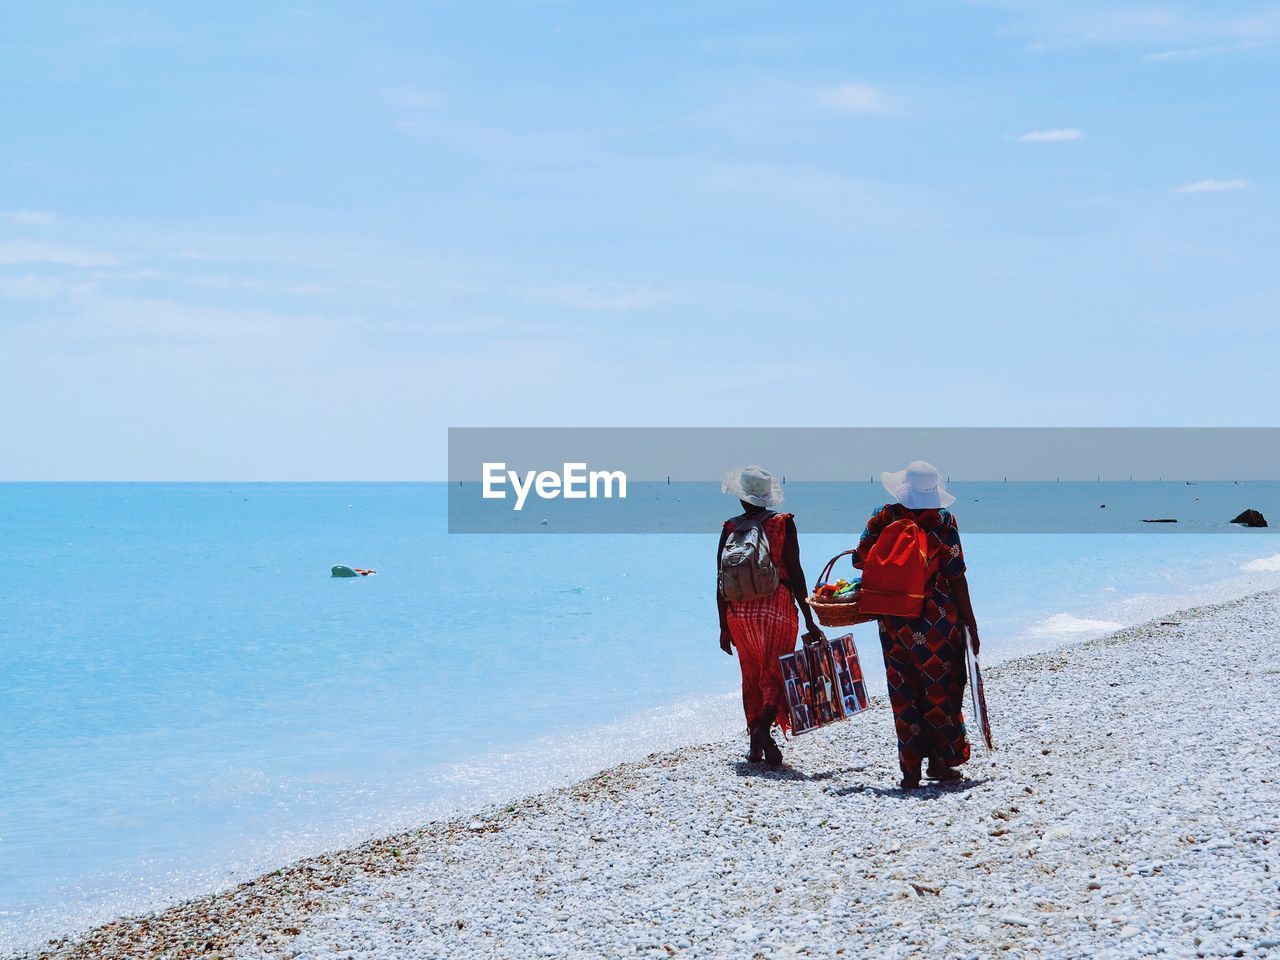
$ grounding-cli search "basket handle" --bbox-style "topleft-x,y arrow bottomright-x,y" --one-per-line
815,549 -> 859,591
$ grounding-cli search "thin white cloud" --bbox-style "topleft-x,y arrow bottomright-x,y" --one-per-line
2,210 -> 58,226
374,316 -> 556,337
188,274 -> 265,290
815,84 -> 891,115
0,241 -> 119,267
995,3 -> 1280,51
1017,128 -> 1084,142
1143,46 -> 1205,61
700,32 -> 832,58
1143,41 -> 1264,62
522,284 -> 673,311
0,274 -> 93,301
675,157 -> 918,233
1173,178 -> 1250,193
187,275 -> 339,297
38,292 -> 349,345
87,268 -> 165,281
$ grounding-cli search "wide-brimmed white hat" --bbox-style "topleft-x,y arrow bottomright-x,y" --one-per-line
722,465 -> 783,508
881,460 -> 954,509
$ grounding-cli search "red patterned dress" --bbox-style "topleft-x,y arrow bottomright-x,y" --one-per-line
851,504 -> 970,772
723,512 -> 798,734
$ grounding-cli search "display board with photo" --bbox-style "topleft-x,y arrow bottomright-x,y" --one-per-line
780,634 -> 870,735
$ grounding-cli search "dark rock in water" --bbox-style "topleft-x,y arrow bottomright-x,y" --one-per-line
1143,518 -> 1178,523
1231,509 -> 1268,528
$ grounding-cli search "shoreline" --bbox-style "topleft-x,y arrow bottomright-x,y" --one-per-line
25,589 -> 1280,959
5,528 -> 1279,955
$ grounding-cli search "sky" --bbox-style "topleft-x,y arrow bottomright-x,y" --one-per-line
1,1 -> 1277,479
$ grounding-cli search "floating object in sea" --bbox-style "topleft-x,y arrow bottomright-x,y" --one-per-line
1100,504 -> 1106,508
1142,518 -> 1178,524
1230,509 -> 1267,528
332,565 -> 377,577
540,518 -> 550,525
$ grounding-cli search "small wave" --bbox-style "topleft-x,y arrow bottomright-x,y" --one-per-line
1027,613 -> 1123,637
1241,553 -> 1280,573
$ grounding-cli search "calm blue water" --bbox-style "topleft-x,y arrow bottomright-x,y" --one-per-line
2,482 -> 1279,952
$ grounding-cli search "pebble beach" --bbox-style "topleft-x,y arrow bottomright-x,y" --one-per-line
26,591 -> 1280,960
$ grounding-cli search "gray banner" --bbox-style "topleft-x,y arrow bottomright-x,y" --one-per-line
447,428 -> 1280,533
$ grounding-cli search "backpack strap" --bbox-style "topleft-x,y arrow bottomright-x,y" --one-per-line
728,509 -> 775,528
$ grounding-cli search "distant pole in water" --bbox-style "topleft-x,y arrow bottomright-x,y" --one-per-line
667,476 -> 670,485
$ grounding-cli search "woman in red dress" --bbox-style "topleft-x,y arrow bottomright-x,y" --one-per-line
851,461 -> 981,789
716,465 -> 823,766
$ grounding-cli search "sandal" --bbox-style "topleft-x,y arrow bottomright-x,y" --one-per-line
751,722 -> 782,767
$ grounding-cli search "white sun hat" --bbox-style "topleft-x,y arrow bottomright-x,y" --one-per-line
881,460 -> 955,509
722,465 -> 783,508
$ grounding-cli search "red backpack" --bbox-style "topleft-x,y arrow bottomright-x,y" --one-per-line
858,518 -> 934,619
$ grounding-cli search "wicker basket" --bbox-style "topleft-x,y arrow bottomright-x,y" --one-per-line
806,549 -> 877,627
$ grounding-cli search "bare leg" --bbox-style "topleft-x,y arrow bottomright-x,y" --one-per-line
751,707 -> 783,767
900,760 -> 922,790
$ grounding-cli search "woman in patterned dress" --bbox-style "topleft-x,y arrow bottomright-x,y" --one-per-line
716,466 -> 824,767
851,461 -> 981,790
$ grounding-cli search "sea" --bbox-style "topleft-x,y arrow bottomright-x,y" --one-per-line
2,482 -> 1279,953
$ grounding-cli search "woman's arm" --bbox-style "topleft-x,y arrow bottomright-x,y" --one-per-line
950,572 -> 979,654
941,516 -> 978,654
715,526 -> 732,654
782,517 -> 823,640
